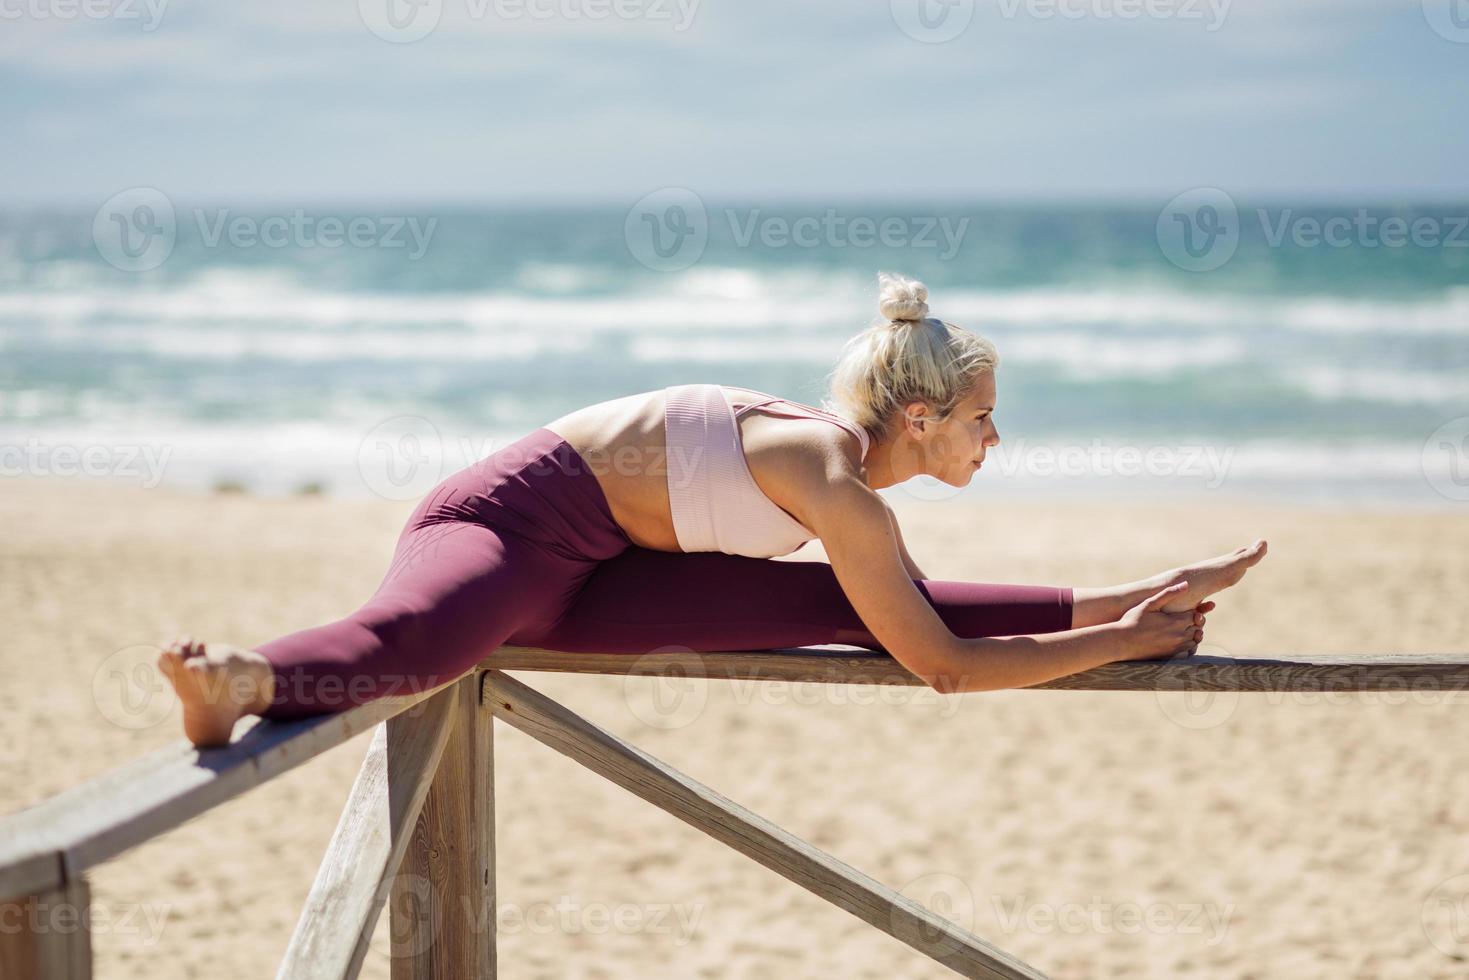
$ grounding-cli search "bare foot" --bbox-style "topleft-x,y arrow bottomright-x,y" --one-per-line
1160,539 -> 1269,613
157,635 -> 276,748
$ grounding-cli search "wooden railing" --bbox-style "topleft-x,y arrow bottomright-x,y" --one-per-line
3,647 -> 1464,979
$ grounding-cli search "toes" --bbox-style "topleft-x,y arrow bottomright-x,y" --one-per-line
157,648 -> 182,678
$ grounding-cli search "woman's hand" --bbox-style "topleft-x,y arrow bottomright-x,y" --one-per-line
1113,581 -> 1212,662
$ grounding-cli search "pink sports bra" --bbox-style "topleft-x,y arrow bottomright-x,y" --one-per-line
663,383 -> 872,558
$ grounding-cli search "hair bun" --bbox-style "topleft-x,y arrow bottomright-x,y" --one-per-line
877,271 -> 930,322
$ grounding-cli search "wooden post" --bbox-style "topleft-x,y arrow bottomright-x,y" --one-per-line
0,875 -> 94,979
390,672 -> 496,978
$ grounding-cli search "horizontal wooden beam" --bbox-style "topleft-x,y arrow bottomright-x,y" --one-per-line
483,670 -> 1048,980
483,646 -> 1469,693
0,673 -> 469,902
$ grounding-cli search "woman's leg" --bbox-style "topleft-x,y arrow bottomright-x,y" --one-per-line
1069,539 -> 1269,626
257,519 -> 600,720
511,547 -> 1074,655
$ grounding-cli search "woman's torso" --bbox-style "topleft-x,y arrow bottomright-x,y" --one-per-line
541,386 -> 867,554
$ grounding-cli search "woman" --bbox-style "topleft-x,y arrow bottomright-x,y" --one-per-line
160,272 -> 1265,747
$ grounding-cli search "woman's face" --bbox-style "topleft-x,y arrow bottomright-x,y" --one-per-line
910,372 -> 1000,487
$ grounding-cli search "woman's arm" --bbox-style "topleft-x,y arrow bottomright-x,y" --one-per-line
798,473 -> 1196,694
881,497 -> 928,580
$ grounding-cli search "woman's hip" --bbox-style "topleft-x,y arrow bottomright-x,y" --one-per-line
401,426 -> 633,563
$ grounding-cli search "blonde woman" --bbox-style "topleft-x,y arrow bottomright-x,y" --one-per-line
161,272 -> 1266,747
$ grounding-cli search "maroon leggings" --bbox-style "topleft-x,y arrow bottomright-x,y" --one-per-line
256,428 -> 1074,720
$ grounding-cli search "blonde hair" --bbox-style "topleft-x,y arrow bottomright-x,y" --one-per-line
821,272 -> 999,443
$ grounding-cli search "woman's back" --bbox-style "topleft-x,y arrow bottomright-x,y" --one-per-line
543,385 -> 867,555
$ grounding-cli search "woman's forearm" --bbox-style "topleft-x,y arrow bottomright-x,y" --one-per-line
920,624 -> 1132,694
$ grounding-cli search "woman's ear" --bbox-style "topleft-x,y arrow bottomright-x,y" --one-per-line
901,400 -> 930,436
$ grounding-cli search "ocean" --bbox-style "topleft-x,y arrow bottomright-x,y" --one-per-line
2,201 -> 1466,508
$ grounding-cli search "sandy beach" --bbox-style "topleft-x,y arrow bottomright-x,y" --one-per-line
4,475 -> 1468,979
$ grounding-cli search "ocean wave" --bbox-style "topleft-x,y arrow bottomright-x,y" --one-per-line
1,268 -> 1465,337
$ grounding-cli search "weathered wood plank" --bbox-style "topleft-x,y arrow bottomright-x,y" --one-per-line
0,673 -> 468,902
481,670 -> 1048,980
276,680 -> 461,980
391,675 -> 496,979
0,875 -> 93,979
483,646 -> 1469,693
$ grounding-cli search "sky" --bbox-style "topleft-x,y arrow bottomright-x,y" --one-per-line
2,0 -> 1467,206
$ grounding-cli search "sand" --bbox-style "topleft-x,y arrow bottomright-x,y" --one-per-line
3,475 -> 1468,979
